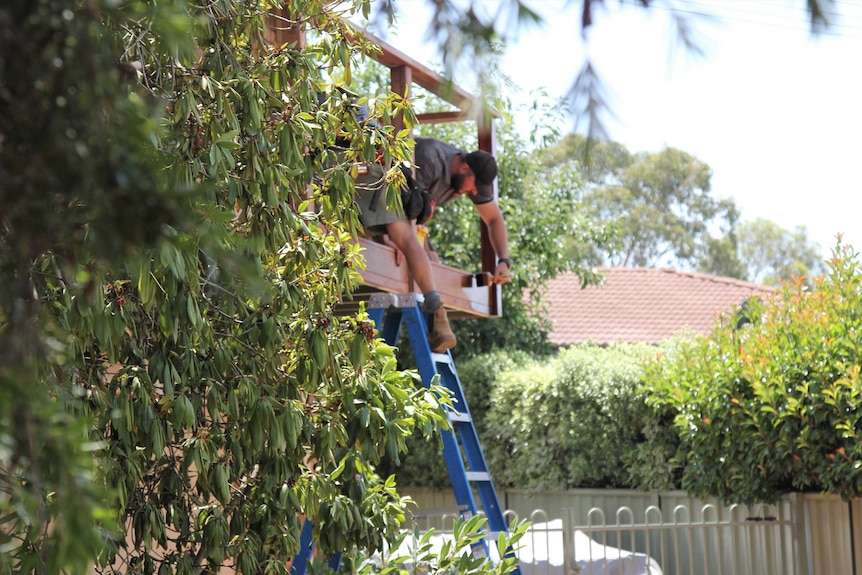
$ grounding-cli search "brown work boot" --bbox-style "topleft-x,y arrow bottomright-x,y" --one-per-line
427,307 -> 457,352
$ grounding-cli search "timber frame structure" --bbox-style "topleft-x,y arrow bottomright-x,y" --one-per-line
266,11 -> 503,319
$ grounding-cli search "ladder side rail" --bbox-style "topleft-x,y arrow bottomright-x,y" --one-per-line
378,307 -> 403,345
414,310 -> 518,569
398,307 -> 479,511
435,362 -> 508,537
400,305 -> 438,380
440,429 -> 488,544
365,296 -> 521,575
366,307 -> 386,333
289,521 -> 347,575
436,361 -> 470,418
399,305 -> 491,559
290,519 -> 316,575
366,305 -> 403,346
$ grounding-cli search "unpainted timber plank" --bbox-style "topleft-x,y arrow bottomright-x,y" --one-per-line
415,111 -> 470,125
352,238 -> 493,318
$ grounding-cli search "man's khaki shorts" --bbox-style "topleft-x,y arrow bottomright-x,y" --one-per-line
354,162 -> 406,235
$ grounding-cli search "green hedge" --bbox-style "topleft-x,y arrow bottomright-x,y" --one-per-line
644,244 -> 862,505
385,346 -> 683,492
386,244 -> 862,502
484,344 -> 677,490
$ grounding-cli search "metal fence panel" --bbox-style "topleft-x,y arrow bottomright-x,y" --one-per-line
400,488 -> 862,575
852,499 -> 862,575
656,492 -> 796,575
505,489 -> 660,524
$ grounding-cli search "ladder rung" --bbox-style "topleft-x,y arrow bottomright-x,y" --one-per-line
465,471 -> 491,482
470,542 -> 488,558
448,411 -> 471,423
431,352 -> 453,364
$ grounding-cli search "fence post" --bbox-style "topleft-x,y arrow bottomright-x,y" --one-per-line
852,499 -> 862,575
789,493 -> 811,575
562,508 -> 575,574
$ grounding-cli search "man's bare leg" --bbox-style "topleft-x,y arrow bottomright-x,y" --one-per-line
386,220 -> 434,293
385,220 -> 456,351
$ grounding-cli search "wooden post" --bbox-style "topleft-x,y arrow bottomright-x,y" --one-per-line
390,65 -> 413,136
477,113 -> 502,317
265,7 -> 306,49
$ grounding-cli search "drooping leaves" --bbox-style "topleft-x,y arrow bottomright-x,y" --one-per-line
1,1 -> 451,573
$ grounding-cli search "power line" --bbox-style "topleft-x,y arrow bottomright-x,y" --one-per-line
678,0 -> 862,29
618,0 -> 862,38
677,0 -> 862,35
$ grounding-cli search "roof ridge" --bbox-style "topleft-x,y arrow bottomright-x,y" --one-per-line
599,266 -> 776,291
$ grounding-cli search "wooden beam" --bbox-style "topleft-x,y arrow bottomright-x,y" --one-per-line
352,238 -> 493,318
344,20 -> 498,120
416,110 -> 472,125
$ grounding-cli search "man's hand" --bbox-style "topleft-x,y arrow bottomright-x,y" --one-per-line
492,261 -> 513,285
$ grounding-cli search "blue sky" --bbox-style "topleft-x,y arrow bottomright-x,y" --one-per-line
365,0 -> 862,261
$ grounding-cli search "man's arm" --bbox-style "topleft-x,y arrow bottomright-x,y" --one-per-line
474,201 -> 512,285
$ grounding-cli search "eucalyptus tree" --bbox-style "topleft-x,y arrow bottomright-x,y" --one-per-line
738,219 -> 827,285
541,134 -> 743,275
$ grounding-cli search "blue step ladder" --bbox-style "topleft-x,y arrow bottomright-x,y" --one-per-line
292,292 -> 520,575
367,293 -> 521,572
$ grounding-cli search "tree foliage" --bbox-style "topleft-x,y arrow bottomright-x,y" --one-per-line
540,134 -> 831,285
738,218 -> 827,286
1,1 -> 460,573
482,344 -> 673,491
541,134 -> 743,275
2,0 -> 196,571
351,515 -> 528,575
643,243 -> 862,505
370,0 -> 838,138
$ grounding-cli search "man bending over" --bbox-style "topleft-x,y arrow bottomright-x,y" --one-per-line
354,137 -> 512,352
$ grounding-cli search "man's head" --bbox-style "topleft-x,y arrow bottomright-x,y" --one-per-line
453,150 -> 498,197
465,150 -> 498,197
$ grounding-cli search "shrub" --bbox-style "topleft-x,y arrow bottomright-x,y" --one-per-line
643,243 -> 862,505
484,344 -> 674,490
344,515 -> 528,575
457,350 -> 536,436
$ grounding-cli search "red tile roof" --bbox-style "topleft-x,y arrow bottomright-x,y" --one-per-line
542,267 -> 776,345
